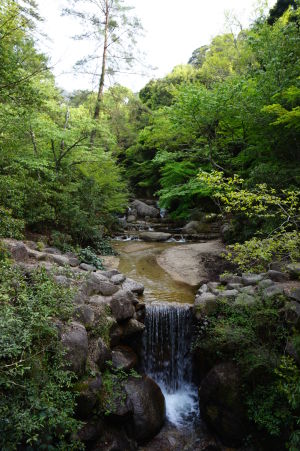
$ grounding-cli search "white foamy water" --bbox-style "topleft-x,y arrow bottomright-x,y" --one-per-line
162,384 -> 199,427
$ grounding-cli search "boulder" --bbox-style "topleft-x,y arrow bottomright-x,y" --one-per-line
112,345 -> 138,371
219,274 -> 242,285
4,240 -> 28,262
68,257 -> 80,267
140,232 -> 171,242
122,319 -> 145,337
83,274 -> 119,297
125,375 -> 165,443
111,273 -> 126,285
131,200 -> 160,218
122,277 -> 145,295
74,305 -> 95,327
53,275 -> 71,287
194,293 -> 218,316
183,221 -> 211,234
127,215 -> 137,223
242,273 -> 264,286
239,285 -> 256,295
258,279 -> 274,289
217,289 -> 239,299
263,285 -> 284,299
77,419 -> 105,445
110,290 -> 135,322
80,263 -> 97,272
199,362 -> 247,446
43,247 -> 61,255
49,254 -> 71,266
61,322 -> 88,376
96,337 -> 112,370
92,426 -> 137,451
286,263 -> 300,279
267,270 -> 288,282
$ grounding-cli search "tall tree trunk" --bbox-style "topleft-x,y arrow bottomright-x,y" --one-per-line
90,0 -> 109,147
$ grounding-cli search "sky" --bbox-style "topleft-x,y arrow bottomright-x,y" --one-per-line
36,0 -> 277,93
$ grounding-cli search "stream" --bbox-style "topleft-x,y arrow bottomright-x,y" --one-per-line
113,241 -> 216,450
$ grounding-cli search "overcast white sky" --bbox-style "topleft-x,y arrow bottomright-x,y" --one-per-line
37,0 -> 276,93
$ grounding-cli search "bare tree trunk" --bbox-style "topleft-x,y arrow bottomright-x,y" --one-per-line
90,0 -> 109,147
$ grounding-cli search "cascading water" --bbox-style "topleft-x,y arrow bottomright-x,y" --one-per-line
142,302 -> 199,428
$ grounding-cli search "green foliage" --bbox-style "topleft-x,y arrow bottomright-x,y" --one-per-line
78,247 -> 104,270
100,363 -> 140,416
226,232 -> 300,272
0,207 -> 24,239
0,261 -> 81,449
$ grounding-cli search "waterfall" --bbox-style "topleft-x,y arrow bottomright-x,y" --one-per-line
142,302 -> 199,428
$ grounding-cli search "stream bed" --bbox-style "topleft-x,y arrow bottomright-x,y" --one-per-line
113,241 -> 218,450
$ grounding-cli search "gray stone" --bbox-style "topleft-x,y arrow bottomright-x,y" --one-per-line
88,295 -> 112,307
194,293 -> 218,316
53,275 -> 71,287
61,322 -> 88,376
122,277 -> 144,295
258,279 -> 274,289
80,263 -> 96,272
267,270 -> 289,282
111,273 -> 126,285
112,345 -> 138,371
219,274 -> 242,285
72,290 -> 86,305
83,274 -> 118,297
182,221 -> 211,234
98,269 -> 120,279
197,283 -> 209,294
122,319 -> 145,337
110,290 -> 135,322
125,375 -> 165,444
68,257 -> 80,267
4,240 -> 28,262
74,305 -> 95,327
239,285 -> 256,295
44,247 -> 61,255
287,263 -> 300,278
217,289 -> 239,299
263,285 -> 284,299
27,249 -> 48,261
207,281 -> 220,291
48,254 -> 70,266
96,337 -> 112,370
140,232 -> 171,242
227,283 -> 243,290
127,215 -> 137,223
242,273 -> 264,286
131,199 -> 160,219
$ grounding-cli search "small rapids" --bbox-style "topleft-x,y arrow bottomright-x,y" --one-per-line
142,302 -> 199,428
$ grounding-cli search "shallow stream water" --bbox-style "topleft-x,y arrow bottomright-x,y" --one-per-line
113,241 -> 215,450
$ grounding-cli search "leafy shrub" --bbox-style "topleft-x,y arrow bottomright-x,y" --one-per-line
51,230 -> 74,253
0,206 -> 24,239
78,247 -> 104,269
225,231 -> 300,273
0,262 -> 81,449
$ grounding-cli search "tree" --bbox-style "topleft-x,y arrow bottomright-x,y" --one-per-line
268,0 -> 297,24
63,0 -> 142,145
